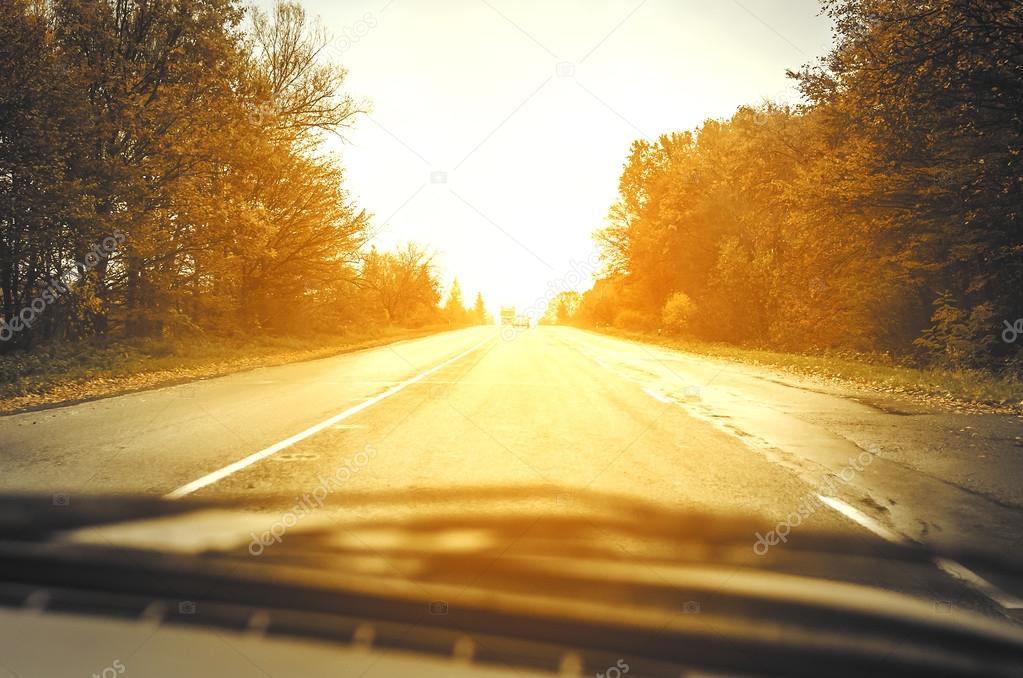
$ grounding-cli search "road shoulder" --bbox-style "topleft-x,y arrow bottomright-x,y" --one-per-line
0,326 -> 472,416
555,327 -> 1023,555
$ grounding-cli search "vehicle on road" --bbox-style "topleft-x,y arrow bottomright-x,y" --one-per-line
1,489 -> 1021,677
513,315 -> 529,329
500,306 -> 516,325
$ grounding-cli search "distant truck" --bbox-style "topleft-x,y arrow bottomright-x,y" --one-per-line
500,306 -> 515,325
513,315 -> 529,329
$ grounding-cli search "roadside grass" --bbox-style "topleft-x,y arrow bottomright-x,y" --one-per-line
0,325 -> 463,414
586,327 -> 1023,413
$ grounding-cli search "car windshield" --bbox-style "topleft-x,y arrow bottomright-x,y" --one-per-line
2,1 -> 1023,676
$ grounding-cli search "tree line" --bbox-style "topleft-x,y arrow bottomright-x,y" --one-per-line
0,0 -> 483,351
572,0 -> 1023,373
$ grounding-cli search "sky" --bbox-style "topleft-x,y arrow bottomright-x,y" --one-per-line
260,0 -> 835,317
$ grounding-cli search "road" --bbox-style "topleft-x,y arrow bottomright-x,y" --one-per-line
2,325 -> 1023,620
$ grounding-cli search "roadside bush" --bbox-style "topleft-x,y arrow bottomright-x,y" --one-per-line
661,291 -> 696,334
613,309 -> 658,331
913,292 -> 998,370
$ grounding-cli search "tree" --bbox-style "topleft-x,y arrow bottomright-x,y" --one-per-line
49,0 -> 250,338
0,0 -> 399,349
541,291 -> 581,324
661,291 -> 696,334
0,0 -> 78,348
248,1 -> 363,139
360,243 -> 441,327
443,278 -> 468,325
795,0 -> 1023,361
472,291 -> 488,325
580,0 -> 1023,370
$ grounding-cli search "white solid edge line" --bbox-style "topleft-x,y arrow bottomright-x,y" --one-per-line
815,495 -> 905,543
164,334 -> 496,500
818,494 -> 1023,611
934,557 -> 1023,610
641,387 -> 673,404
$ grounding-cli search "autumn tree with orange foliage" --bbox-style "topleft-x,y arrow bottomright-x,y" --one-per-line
0,0 -> 442,351
580,0 -> 1023,372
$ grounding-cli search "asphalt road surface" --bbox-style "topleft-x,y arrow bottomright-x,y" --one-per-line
2,325 -> 1023,621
